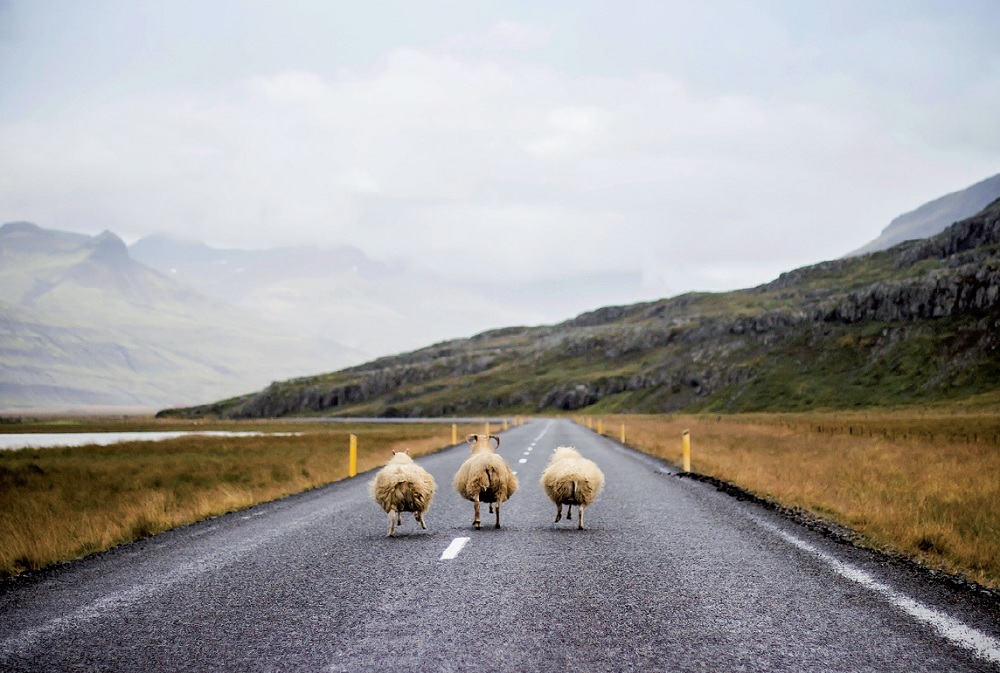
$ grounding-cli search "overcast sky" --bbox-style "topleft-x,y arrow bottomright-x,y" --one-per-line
2,0 -> 999,303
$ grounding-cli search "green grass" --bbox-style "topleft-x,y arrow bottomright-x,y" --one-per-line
671,316 -> 987,414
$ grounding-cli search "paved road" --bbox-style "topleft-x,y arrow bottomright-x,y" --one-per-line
1,419 -> 998,672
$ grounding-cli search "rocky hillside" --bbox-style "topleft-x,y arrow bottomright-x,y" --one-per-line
162,198 -> 1000,419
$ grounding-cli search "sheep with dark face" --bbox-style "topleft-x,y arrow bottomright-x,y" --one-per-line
370,450 -> 437,537
540,446 -> 604,530
452,434 -> 519,529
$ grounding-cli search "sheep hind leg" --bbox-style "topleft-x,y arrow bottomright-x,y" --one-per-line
566,504 -> 573,521
495,501 -> 501,529
473,498 -> 481,529
555,503 -> 563,523
388,510 -> 397,537
416,511 -> 427,530
577,505 -> 585,530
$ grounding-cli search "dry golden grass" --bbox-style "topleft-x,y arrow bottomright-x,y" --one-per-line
592,412 -> 1000,589
0,421 -> 479,578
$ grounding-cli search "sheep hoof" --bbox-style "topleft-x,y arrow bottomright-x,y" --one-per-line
495,523 -> 501,529
474,522 -> 481,529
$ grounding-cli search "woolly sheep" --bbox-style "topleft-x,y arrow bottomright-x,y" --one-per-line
370,449 -> 437,537
453,433 -> 519,529
539,445 -> 605,530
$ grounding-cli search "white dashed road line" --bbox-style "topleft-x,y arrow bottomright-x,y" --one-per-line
439,537 -> 470,561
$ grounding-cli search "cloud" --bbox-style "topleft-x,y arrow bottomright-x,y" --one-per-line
1,17 -> 998,301
441,19 -> 551,52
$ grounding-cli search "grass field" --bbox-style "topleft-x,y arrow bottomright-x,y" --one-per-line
591,412 -> 1000,589
0,420 -> 480,578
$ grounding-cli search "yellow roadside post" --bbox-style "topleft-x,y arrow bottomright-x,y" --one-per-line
485,421 -> 490,435
621,424 -> 626,444
349,434 -> 358,477
597,419 -> 603,435
452,423 -> 457,445
682,429 -> 691,473
503,419 -> 508,431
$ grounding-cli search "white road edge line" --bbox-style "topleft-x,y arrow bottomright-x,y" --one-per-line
759,519 -> 1000,665
440,537 -> 470,561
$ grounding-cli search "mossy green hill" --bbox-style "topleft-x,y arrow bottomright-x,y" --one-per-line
162,198 -> 1000,419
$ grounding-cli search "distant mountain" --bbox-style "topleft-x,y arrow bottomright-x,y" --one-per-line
163,198 -> 1000,419
0,222 -> 360,410
129,235 -> 648,360
849,173 -> 1000,256
128,235 -> 384,305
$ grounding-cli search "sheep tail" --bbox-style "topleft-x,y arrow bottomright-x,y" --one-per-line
571,480 -> 577,501
392,481 -> 410,505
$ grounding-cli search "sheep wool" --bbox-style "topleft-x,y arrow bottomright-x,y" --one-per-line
539,446 -> 605,530
370,450 -> 437,537
453,434 -> 519,529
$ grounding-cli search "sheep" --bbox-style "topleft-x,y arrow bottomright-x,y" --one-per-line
453,433 -> 519,529
539,446 -> 605,530
370,449 -> 437,537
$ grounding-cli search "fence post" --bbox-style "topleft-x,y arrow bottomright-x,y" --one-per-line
621,423 -> 626,444
349,434 -> 358,477
597,419 -> 603,434
682,429 -> 691,473
452,423 -> 457,445
503,419 -> 509,431
485,421 -> 490,436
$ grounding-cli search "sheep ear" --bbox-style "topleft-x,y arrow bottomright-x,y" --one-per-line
466,434 -> 477,444
490,435 -> 500,449
404,448 -> 410,454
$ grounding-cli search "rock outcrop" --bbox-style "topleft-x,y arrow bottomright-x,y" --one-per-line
162,199 -> 1000,419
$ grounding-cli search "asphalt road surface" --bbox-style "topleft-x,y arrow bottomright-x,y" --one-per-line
2,419 -> 999,672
